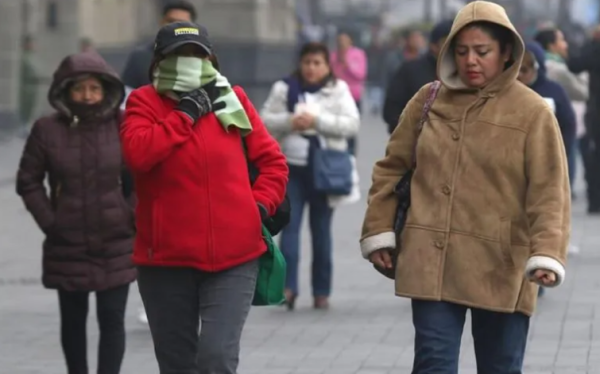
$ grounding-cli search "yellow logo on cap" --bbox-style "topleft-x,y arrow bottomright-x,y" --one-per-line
174,28 -> 199,36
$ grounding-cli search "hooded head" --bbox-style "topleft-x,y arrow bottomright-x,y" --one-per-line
518,41 -> 546,87
436,1 -> 524,92
48,51 -> 124,121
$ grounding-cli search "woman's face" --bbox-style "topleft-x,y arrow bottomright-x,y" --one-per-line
453,26 -> 512,88
69,76 -> 104,105
517,52 -> 537,86
300,52 -> 330,85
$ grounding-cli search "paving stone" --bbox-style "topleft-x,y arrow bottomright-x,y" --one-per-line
1,116 -> 599,373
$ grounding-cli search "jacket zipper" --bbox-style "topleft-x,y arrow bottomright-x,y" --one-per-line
199,131 -> 214,270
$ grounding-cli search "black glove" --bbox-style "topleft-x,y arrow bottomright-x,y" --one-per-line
175,80 -> 226,123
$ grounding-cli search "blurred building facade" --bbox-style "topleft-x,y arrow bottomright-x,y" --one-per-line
0,0 -> 296,130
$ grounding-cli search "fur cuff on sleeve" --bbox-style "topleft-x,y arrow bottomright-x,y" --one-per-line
360,232 -> 396,259
525,255 -> 566,288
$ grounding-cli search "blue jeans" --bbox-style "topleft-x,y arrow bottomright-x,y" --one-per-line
567,138 -> 578,189
279,165 -> 334,297
411,300 -> 529,374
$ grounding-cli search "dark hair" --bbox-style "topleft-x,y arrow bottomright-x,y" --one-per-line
292,42 -> 336,84
162,1 -> 197,21
454,21 -> 514,54
534,28 -> 559,50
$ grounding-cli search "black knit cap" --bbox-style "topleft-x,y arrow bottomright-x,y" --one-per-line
154,21 -> 212,55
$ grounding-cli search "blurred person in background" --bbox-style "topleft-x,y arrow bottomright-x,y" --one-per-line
261,42 -> 360,311
535,27 -> 587,245
402,28 -> 427,62
16,51 -> 135,374
361,2 -> 569,371
19,35 -> 42,136
120,0 -> 196,324
534,28 -> 588,103
120,21 -> 287,373
121,1 -> 196,102
80,37 -> 95,53
567,25 -> 600,214
330,31 -> 366,156
518,41 -> 579,266
383,20 -> 453,134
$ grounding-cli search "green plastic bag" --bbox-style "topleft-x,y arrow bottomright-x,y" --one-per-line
252,225 -> 286,306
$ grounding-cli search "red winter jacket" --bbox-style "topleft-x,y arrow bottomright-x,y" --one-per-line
121,85 -> 288,271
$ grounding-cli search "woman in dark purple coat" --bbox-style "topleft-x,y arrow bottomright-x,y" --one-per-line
16,51 -> 136,374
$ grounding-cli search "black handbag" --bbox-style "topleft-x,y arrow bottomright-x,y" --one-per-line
242,138 -> 291,236
373,81 -> 441,279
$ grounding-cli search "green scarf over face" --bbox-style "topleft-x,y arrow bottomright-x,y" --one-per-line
153,56 -> 252,136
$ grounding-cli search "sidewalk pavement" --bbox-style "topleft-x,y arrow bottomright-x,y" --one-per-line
0,116 -> 598,373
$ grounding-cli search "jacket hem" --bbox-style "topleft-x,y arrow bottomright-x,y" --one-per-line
394,292 -> 534,317
132,247 -> 266,273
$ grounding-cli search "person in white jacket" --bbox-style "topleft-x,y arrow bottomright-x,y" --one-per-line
261,42 -> 360,310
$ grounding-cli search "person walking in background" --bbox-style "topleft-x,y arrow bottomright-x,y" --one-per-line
79,37 -> 95,53
361,2 -> 569,371
261,42 -> 360,311
16,51 -> 136,374
517,41 -> 578,281
120,21 -> 288,373
18,35 -> 42,135
401,29 -> 427,62
382,20 -> 453,134
534,28 -> 588,103
566,26 -> 600,214
120,0 -> 197,324
121,1 -> 196,100
330,31 -> 366,156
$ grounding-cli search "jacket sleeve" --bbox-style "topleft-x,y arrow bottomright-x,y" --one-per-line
555,66 -> 588,101
383,63 -> 412,134
359,85 -> 428,259
260,80 -> 293,136
523,106 -> 570,287
235,86 -> 289,215
120,88 -> 194,173
15,120 -> 54,232
345,49 -> 368,81
315,81 -> 360,138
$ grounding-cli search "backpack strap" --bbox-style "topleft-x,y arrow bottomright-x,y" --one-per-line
410,81 -> 441,168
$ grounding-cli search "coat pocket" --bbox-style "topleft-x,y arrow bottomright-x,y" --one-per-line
499,218 -> 515,268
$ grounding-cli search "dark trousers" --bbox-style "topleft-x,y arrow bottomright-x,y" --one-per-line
58,284 -> 130,374
137,260 -> 258,374
411,300 -> 530,374
580,116 -> 600,210
280,165 -> 334,297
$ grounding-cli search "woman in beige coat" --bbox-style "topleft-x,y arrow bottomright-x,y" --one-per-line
360,1 -> 570,372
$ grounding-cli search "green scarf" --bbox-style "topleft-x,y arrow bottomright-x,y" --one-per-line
545,52 -> 565,64
153,56 -> 252,136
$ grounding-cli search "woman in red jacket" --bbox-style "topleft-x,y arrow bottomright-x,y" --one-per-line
120,21 -> 288,373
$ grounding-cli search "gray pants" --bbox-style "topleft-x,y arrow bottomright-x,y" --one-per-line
137,260 -> 258,374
